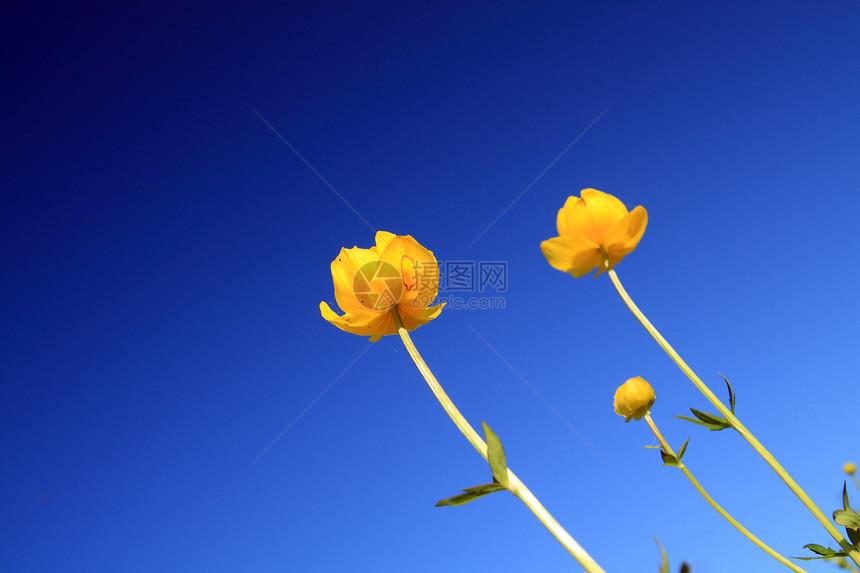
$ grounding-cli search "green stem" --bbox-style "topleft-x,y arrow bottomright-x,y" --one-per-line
643,414 -> 806,572
391,308 -> 606,572
607,268 -> 860,566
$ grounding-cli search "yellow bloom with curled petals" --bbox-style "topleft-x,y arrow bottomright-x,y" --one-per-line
320,231 -> 444,342
541,188 -> 648,278
613,377 -> 656,422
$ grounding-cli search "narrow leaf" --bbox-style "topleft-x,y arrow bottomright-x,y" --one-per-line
435,483 -> 509,507
462,483 -> 509,496
679,408 -> 733,430
654,537 -> 669,573
674,415 -> 716,429
689,408 -> 729,427
844,481 -> 851,511
436,491 -> 486,507
799,544 -> 844,558
482,421 -> 510,487
674,415 -> 728,432
719,373 -> 736,414
676,438 -> 690,462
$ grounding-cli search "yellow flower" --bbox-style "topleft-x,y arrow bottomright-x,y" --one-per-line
541,188 -> 648,278
320,231 -> 444,342
845,462 -> 857,476
614,377 -> 656,422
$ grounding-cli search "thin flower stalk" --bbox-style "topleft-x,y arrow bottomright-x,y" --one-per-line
643,413 -> 806,573
391,307 -> 606,573
607,266 -> 860,566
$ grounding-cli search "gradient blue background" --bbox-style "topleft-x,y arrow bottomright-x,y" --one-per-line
3,2 -> 859,572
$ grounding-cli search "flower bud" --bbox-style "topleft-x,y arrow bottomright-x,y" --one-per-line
614,377 -> 656,422
845,462 -> 857,476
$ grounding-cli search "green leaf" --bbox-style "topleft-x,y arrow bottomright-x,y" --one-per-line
674,415 -> 713,428
435,483 -> 509,507
689,408 -> 730,428
719,373 -> 736,414
482,422 -> 510,487
676,438 -> 690,462
660,450 -> 679,467
435,491 -> 483,507
793,544 -> 849,560
654,537 -> 669,573
804,544 -> 838,556
838,482 -> 860,546
843,525 -> 860,547
675,408 -> 732,431
834,509 -> 860,530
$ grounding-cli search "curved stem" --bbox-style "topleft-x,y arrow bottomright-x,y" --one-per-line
644,414 -> 806,572
391,308 -> 606,572
608,269 -> 860,566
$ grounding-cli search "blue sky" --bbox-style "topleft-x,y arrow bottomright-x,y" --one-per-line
3,2 -> 860,572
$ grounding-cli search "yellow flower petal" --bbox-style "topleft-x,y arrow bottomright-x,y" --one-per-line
320,301 -> 393,341
603,205 -> 648,268
540,235 -> 603,278
400,302 -> 446,330
556,195 -> 589,237
581,190 -> 628,246
375,230 -> 396,252
581,188 -> 629,226
379,235 -> 440,311
331,246 -> 382,314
